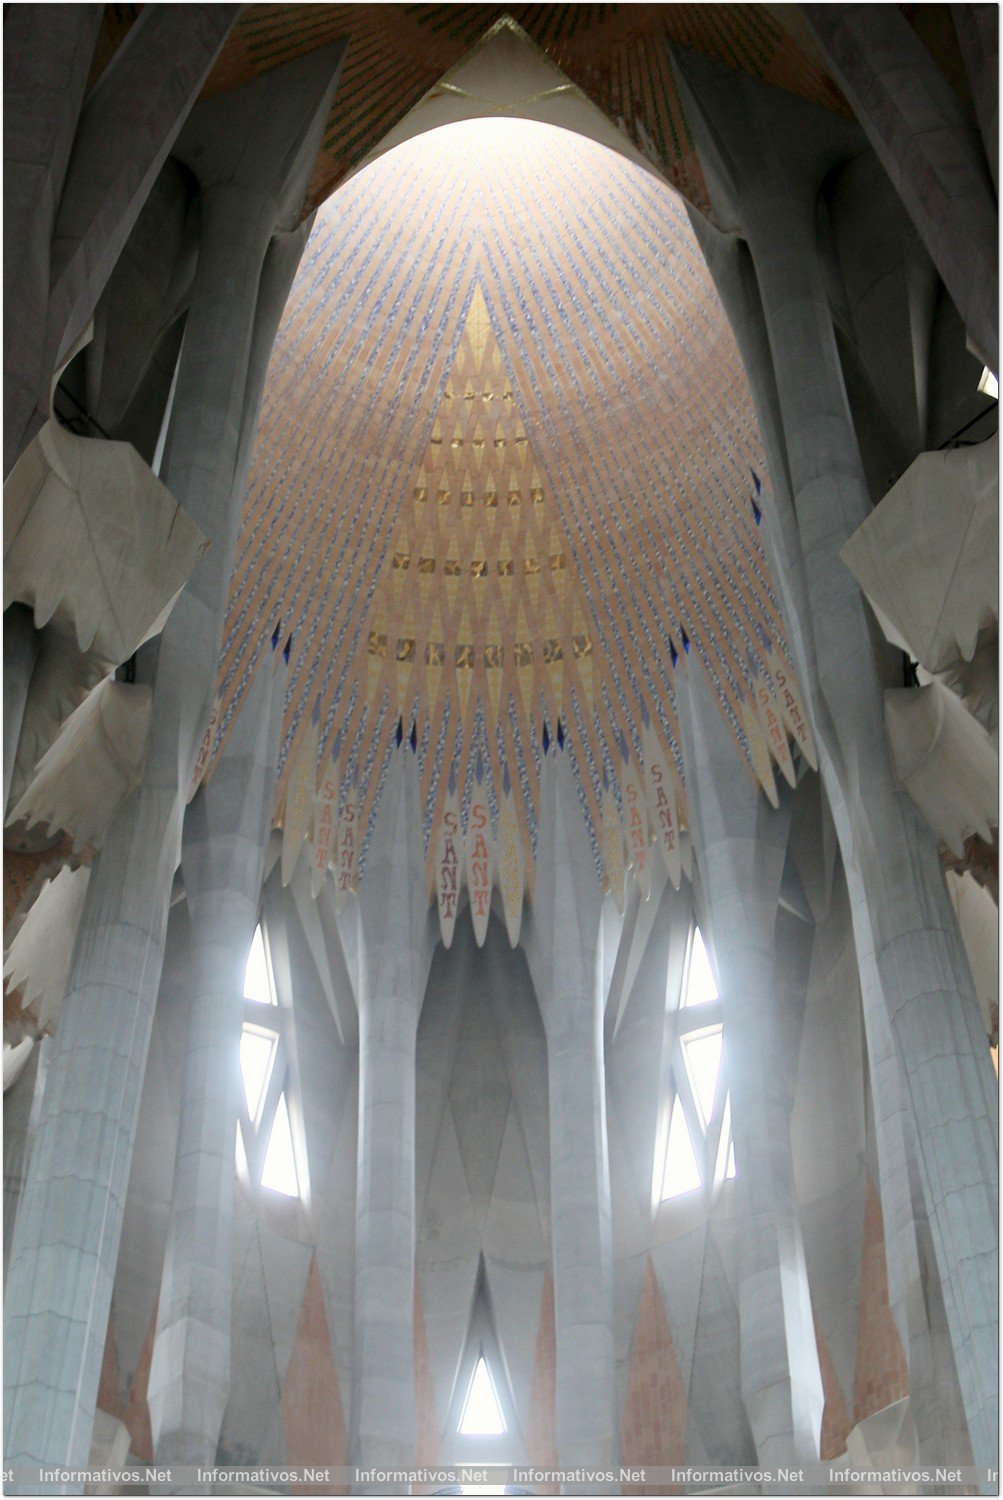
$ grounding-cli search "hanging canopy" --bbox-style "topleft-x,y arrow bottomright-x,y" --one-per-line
841,434 -> 997,673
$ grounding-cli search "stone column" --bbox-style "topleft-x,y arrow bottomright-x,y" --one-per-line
523,751 -> 616,1476
671,49 -> 998,1471
146,647 -> 284,1469
688,173 -> 961,1474
801,3 -> 998,372
679,658 -> 824,1465
4,5 -> 103,477
952,4 -> 998,193
3,603 -> 39,814
5,6 -> 237,477
351,750 -> 437,1475
3,45 -> 345,1474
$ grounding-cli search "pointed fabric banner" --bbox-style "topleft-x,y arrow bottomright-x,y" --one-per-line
602,784 -> 626,913
465,791 -> 493,946
436,786 -> 463,948
334,784 -> 358,911
311,757 -> 339,895
643,722 -> 682,890
281,717 -> 320,886
620,752 -> 650,899
753,675 -> 796,788
497,780 -> 524,947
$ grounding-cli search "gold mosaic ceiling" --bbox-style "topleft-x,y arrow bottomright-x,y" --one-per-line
206,111 -> 815,910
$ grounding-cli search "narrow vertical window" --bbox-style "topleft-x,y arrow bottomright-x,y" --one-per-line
237,921 -> 304,1201
655,923 -> 737,1204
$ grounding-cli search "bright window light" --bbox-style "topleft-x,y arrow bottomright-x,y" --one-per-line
682,1026 -> 723,1128
660,1097 -> 701,1200
243,924 -> 275,1004
978,366 -> 998,400
716,1093 -> 737,1182
239,1025 -> 276,1121
682,926 -> 718,1006
459,1356 -> 506,1436
261,1092 -> 299,1197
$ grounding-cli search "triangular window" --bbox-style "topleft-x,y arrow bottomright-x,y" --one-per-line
244,923 -> 276,1004
682,1025 -> 723,1128
660,1097 -> 701,1199
459,1356 -> 506,1436
682,925 -> 718,1006
261,1092 -> 299,1197
239,1025 -> 276,1122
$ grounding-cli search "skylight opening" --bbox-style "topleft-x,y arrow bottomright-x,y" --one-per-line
239,1025 -> 276,1122
660,1097 -> 701,1200
682,926 -> 718,1006
261,1092 -> 299,1197
243,923 -> 276,1005
459,1356 -> 506,1436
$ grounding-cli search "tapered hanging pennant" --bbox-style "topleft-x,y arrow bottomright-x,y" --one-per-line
642,721 -> 682,890
436,779 -> 463,948
465,758 -> 493,947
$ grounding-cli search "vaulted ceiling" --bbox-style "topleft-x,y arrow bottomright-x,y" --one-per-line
98,3 -> 850,220
209,92 -> 813,895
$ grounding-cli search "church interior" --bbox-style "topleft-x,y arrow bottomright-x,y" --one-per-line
2,4 -> 999,1492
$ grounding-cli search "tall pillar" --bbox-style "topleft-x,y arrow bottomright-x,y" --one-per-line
801,3 -> 998,372
4,5 -> 103,478
951,4 -> 998,193
688,171 -> 961,1473
351,750 -> 437,1473
146,647 -> 284,1468
3,603 -> 39,814
679,658 -> 823,1465
671,49 -> 998,1470
3,45 -> 345,1475
523,751 -> 616,1476
5,6 -> 237,477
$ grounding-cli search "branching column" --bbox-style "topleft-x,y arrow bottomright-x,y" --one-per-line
679,659 -> 823,1465
147,650 -> 284,1469
524,752 -> 616,1478
351,752 -> 436,1475
802,3 -> 998,372
3,46 -> 345,1474
672,49 -> 998,1470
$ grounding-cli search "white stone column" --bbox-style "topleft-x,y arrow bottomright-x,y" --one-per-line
688,176 -> 961,1473
351,751 -> 437,1475
679,659 -> 824,1465
672,49 -> 998,1471
523,752 -> 616,1477
3,46 -> 345,1473
146,649 -> 284,1469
